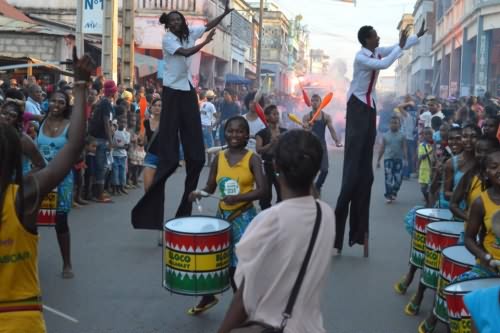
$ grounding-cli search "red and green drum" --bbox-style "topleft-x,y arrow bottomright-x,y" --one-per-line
163,216 -> 231,296
410,209 -> 453,268
421,221 -> 463,289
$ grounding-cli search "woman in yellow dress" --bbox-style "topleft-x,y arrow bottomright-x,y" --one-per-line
0,49 -> 93,333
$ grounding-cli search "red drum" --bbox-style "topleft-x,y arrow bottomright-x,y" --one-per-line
421,221 -> 463,289
36,189 -> 57,227
433,245 -> 475,323
410,209 -> 453,268
444,278 -> 500,333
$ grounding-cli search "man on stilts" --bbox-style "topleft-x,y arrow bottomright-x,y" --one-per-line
132,2 -> 233,229
334,21 -> 427,256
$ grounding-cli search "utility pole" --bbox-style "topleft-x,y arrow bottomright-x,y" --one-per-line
121,0 -> 135,88
75,0 -> 84,57
255,0 -> 264,89
102,0 -> 118,82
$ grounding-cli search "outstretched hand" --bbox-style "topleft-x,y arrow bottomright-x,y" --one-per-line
417,19 -> 428,38
72,46 -> 95,82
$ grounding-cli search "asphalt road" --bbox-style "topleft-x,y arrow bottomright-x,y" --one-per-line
39,149 -> 447,333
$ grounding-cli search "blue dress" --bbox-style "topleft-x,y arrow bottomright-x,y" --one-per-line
36,122 -> 73,214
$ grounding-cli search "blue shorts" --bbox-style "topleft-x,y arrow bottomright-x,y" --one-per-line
144,153 -> 159,169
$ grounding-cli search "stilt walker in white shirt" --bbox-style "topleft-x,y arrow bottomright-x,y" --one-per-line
334,22 -> 427,256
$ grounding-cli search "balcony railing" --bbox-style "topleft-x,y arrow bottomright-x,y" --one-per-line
137,0 -> 196,12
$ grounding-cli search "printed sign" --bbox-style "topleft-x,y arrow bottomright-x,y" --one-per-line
83,0 -> 104,34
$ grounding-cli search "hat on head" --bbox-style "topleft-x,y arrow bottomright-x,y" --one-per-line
121,90 -> 133,101
103,80 -> 118,97
205,90 -> 215,98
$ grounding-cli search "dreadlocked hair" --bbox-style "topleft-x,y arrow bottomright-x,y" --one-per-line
0,123 -> 24,226
159,11 -> 190,43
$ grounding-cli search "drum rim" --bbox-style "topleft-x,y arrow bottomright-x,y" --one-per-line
442,246 -> 476,267
416,208 -> 453,219
164,215 -> 231,235
443,277 -> 500,295
426,222 -> 464,236
163,283 -> 231,296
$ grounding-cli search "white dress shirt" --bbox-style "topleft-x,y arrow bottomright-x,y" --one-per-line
162,26 -> 206,90
25,97 -> 42,115
347,35 -> 419,109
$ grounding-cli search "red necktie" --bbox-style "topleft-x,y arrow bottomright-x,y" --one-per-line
366,54 -> 381,109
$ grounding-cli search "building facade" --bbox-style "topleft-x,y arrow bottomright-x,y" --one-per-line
309,49 -> 329,75
410,0 -> 434,95
395,13 -> 415,96
433,0 -> 500,97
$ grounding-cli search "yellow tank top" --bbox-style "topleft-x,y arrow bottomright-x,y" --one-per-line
0,185 -> 41,306
216,150 -> 255,211
468,176 -> 482,208
480,191 -> 500,260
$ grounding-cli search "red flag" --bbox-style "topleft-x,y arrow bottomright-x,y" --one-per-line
255,103 -> 268,126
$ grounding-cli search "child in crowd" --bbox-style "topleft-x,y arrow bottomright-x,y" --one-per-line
188,116 -> 265,315
111,114 -> 130,195
418,127 -> 434,206
256,104 -> 287,209
377,116 -> 407,203
128,130 -> 145,188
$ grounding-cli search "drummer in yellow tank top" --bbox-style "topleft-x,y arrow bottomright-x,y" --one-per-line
0,185 -> 46,333
464,150 -> 500,276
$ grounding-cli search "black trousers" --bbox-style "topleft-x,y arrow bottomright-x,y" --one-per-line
259,162 -> 281,210
132,86 -> 205,230
334,95 -> 377,249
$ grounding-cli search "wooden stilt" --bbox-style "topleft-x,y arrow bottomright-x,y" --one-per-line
363,232 -> 369,258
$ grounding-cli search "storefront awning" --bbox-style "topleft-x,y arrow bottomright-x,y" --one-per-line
225,73 -> 251,85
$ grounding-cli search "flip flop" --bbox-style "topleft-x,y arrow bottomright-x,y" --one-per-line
418,320 -> 435,333
404,295 -> 419,316
93,197 -> 113,203
187,297 -> 219,315
61,269 -> 74,279
393,276 -> 408,295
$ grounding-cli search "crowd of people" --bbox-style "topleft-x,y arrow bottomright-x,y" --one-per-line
1,8 -> 499,332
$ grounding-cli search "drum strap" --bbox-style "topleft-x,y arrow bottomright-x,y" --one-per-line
222,202 -> 254,222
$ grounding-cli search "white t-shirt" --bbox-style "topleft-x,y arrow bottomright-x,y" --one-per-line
235,196 -> 335,333
245,114 -> 265,152
200,101 -> 216,126
419,110 -> 432,128
112,129 -> 131,157
162,26 -> 206,90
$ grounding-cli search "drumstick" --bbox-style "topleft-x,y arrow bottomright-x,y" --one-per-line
206,145 -> 227,154
195,199 -> 203,213
198,190 -> 222,200
445,146 -> 453,156
309,92 -> 334,125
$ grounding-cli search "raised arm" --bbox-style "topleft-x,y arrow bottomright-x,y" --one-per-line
357,46 -> 403,70
170,29 -> 216,57
206,0 -> 233,31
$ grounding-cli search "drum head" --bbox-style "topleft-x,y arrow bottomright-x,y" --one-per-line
427,221 -> 464,236
416,208 -> 453,221
444,278 -> 500,294
442,246 -> 475,267
165,217 -> 230,234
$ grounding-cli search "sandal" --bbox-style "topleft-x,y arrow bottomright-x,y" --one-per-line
393,276 -> 408,295
418,320 -> 435,333
93,197 -> 113,203
404,295 -> 419,316
187,297 -> 219,315
61,268 -> 74,279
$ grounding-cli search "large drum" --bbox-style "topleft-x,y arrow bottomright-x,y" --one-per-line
36,189 -> 57,227
444,278 -> 500,333
433,245 -> 475,323
421,221 -> 463,289
163,217 -> 231,296
410,209 -> 453,268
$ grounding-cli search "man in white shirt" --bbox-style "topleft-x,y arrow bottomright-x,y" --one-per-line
335,22 -> 427,255
133,1 -> 233,229
25,84 -> 43,116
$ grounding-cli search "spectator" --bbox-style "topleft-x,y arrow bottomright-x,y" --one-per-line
25,84 -> 44,116
88,80 -> 117,203
217,89 -> 240,146
199,90 -> 217,164
111,113 -> 130,195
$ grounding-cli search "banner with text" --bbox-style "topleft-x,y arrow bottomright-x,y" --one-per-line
83,0 -> 103,34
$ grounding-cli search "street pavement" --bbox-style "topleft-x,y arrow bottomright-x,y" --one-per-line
39,149 -> 448,333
